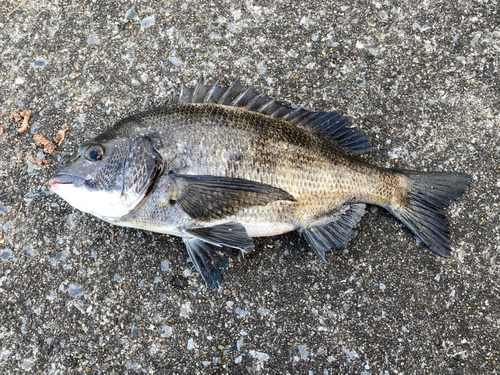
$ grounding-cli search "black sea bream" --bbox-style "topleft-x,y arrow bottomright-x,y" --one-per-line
49,78 -> 470,289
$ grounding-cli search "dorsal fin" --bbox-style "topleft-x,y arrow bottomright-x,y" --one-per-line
174,77 -> 372,155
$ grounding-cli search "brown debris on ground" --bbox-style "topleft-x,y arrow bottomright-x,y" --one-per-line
10,109 -> 22,122
33,134 -> 58,154
53,125 -> 69,145
9,109 -> 69,157
10,109 -> 32,132
29,157 -> 51,167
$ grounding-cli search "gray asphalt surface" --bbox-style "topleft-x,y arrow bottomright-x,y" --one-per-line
0,0 -> 499,373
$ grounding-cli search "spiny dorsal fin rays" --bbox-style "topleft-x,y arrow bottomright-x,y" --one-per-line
256,98 -> 276,113
177,81 -> 193,104
192,77 -> 209,103
207,77 -> 234,103
174,77 -> 372,155
203,79 -> 222,103
232,87 -> 257,107
218,78 -> 245,105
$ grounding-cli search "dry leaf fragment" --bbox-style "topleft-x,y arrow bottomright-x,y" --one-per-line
10,109 -> 32,132
10,109 -> 22,122
53,125 -> 69,145
33,134 -> 58,154
29,157 -> 51,167
19,110 -> 32,132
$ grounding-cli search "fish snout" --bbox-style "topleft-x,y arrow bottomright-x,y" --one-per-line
48,174 -> 85,191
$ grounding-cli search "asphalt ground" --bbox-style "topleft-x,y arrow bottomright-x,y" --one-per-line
0,0 -> 498,373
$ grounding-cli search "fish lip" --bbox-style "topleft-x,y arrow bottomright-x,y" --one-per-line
48,174 -> 85,188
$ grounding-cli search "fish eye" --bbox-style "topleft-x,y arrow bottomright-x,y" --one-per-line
84,144 -> 105,161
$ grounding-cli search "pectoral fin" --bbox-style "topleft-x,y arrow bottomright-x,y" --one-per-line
171,173 -> 295,221
183,222 -> 254,290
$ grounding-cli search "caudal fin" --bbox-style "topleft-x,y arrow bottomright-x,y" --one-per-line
387,171 -> 471,257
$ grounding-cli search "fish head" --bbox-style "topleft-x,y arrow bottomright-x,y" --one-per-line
49,135 -> 162,221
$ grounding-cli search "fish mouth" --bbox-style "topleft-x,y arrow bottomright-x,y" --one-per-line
48,174 -> 85,190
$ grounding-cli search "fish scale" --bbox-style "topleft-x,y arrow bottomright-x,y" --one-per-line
49,78 -> 471,290
148,106 -> 359,219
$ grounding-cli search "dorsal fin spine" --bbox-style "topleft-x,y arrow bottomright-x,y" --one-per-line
204,81 -> 219,103
282,108 -> 301,121
218,79 -> 241,105
192,78 -> 204,104
244,93 -> 265,110
179,83 -> 193,104
231,88 -> 252,106
270,107 -> 291,118
176,78 -> 372,155
257,98 -> 275,112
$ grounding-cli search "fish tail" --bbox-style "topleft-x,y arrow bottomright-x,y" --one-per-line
386,171 -> 471,256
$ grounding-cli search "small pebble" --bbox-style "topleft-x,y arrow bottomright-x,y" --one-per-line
161,261 -> 169,271
124,7 -> 137,20
298,345 -> 309,360
131,325 -> 139,337
52,252 -> 68,265
32,58 -> 47,67
249,350 -> 270,362
0,249 -> 12,261
235,308 -> 249,316
161,325 -> 172,337
141,16 -> 156,29
168,56 -> 183,66
87,35 -> 99,45
68,284 -> 83,297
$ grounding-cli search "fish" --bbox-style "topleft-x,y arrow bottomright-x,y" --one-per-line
48,78 -> 471,290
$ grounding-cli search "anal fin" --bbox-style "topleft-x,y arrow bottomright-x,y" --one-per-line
301,204 -> 366,263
